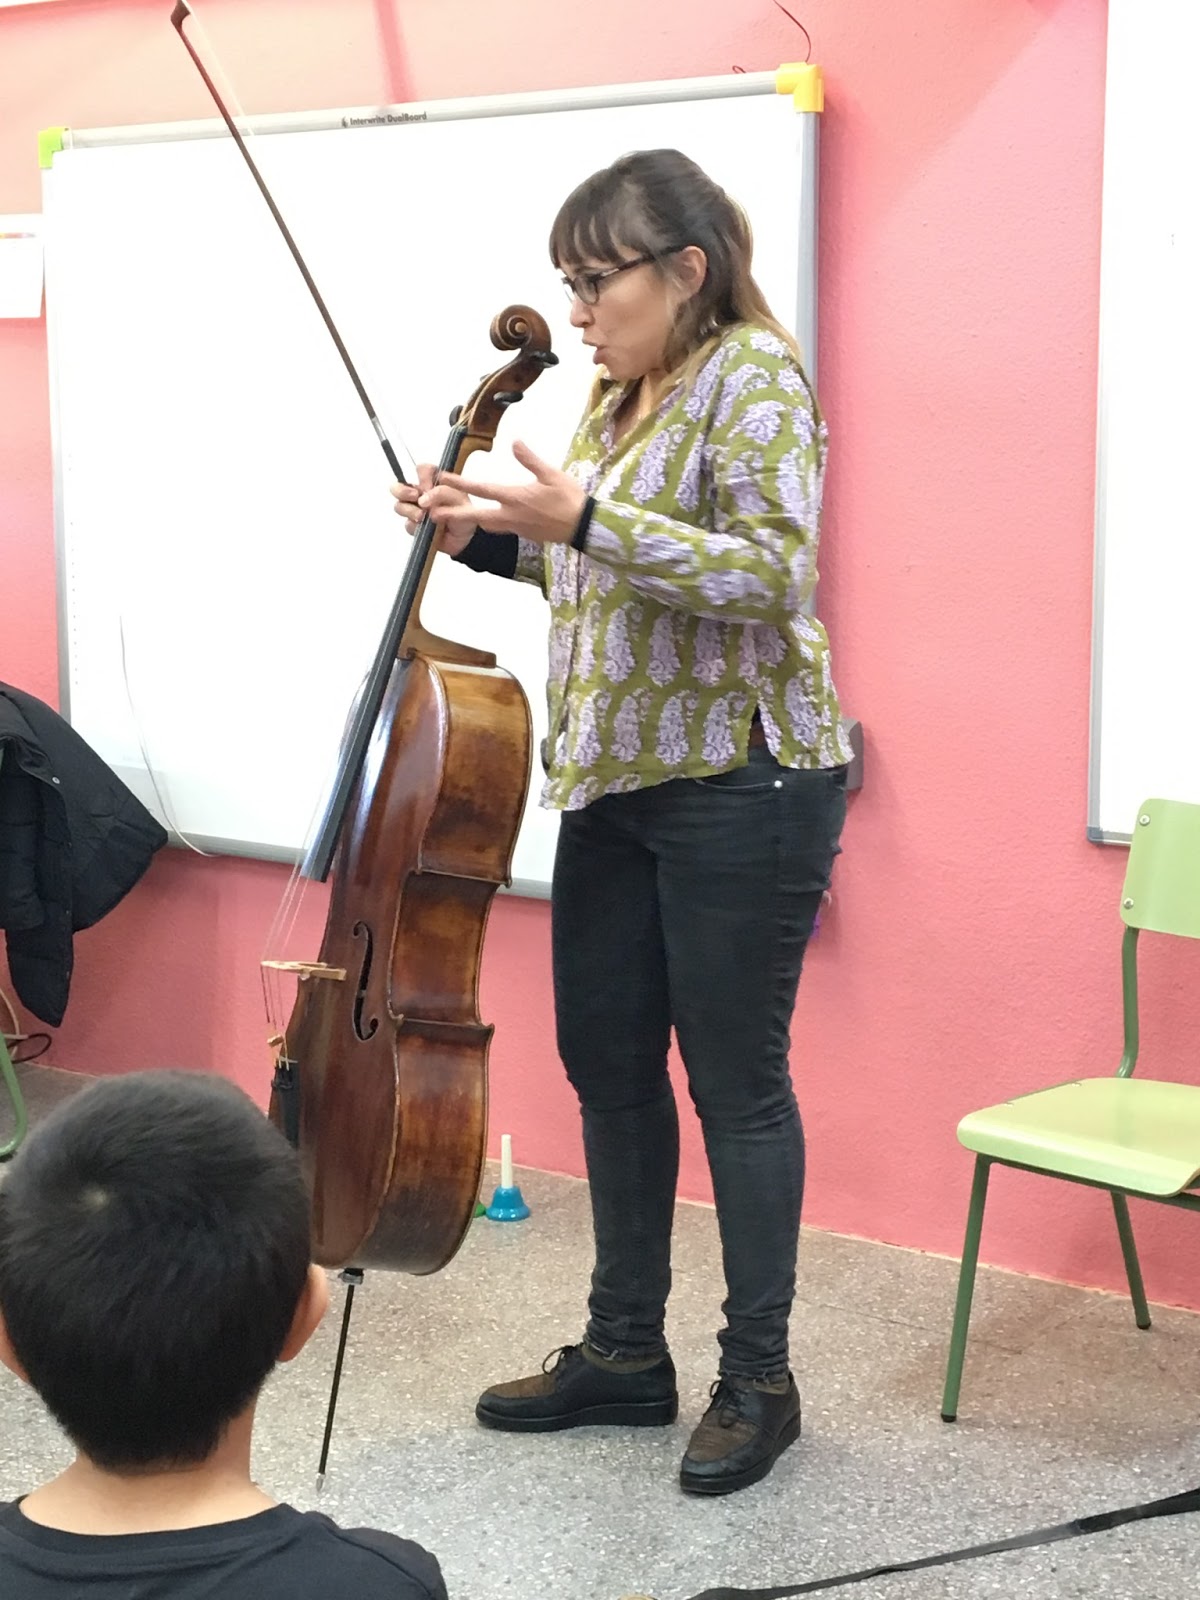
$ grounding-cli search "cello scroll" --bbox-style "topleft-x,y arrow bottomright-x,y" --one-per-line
401,306 -> 557,667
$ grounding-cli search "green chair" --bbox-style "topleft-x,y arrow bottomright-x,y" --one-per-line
941,797 -> 1200,1422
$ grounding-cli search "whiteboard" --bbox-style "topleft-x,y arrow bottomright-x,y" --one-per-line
1089,0 -> 1200,842
44,75 -> 817,893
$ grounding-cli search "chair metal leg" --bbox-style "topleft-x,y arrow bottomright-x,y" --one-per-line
941,1156 -> 991,1422
0,1031 -> 29,1162
1111,1190 -> 1151,1330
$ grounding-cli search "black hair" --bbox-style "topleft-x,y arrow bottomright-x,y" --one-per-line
549,148 -> 800,374
0,1070 -> 311,1470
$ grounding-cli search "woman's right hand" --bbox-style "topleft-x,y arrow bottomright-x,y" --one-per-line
390,466 -> 477,558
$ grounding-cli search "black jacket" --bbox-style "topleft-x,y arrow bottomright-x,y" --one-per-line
0,684 -> 167,1026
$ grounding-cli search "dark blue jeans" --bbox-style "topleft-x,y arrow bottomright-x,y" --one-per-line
551,748 -> 848,1382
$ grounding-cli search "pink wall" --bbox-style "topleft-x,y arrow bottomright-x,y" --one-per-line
6,1 -> 1193,1309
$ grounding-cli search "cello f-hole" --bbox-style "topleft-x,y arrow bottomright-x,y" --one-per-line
351,921 -> 379,1042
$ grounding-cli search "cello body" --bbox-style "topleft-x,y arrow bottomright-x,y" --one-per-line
283,653 -> 531,1272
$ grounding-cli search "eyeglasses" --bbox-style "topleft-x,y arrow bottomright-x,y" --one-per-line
559,251 -> 679,306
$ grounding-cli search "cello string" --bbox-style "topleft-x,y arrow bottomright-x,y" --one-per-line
261,656 -> 377,1047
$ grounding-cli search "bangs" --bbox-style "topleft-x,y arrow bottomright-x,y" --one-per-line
549,173 -> 658,269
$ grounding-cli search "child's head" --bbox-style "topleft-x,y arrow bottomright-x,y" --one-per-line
0,1069 -> 325,1471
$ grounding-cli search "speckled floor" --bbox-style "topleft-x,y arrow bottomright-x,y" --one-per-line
2,1145 -> 1199,1599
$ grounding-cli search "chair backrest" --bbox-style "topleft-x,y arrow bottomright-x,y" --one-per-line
1120,798 -> 1200,939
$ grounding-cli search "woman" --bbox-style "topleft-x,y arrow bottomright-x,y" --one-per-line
393,149 -> 852,1497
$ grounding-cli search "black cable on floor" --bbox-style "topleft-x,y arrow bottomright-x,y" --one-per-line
681,1482 -> 1200,1599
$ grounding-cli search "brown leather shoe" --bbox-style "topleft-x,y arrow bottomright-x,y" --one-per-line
476,1345 -> 678,1433
679,1374 -> 801,1495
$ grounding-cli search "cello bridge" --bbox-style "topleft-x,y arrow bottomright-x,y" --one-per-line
261,960 -> 347,983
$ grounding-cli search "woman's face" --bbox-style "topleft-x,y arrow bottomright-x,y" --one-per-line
559,246 -> 706,383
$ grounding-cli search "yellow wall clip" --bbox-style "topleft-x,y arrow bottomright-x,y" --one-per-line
775,63 -> 824,114
38,127 -> 66,170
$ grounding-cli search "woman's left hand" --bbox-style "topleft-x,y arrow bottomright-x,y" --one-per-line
418,440 -> 587,546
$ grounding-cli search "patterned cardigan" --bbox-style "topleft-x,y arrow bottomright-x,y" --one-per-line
456,321 -> 852,811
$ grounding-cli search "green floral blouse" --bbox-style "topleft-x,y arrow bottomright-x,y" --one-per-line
465,322 -> 852,810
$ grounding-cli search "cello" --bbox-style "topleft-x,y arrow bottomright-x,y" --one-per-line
269,307 -> 554,1277
170,3 -> 555,1342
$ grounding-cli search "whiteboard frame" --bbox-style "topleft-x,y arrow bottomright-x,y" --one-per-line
1087,4 -> 1121,844
46,72 -> 820,893
1086,0 -> 1192,847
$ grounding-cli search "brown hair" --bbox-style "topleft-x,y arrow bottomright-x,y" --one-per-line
549,148 -> 802,382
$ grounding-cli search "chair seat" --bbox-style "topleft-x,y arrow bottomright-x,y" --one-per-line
958,1077 -> 1200,1196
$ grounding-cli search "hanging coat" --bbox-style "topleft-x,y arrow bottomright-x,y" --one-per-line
0,684 -> 167,1026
